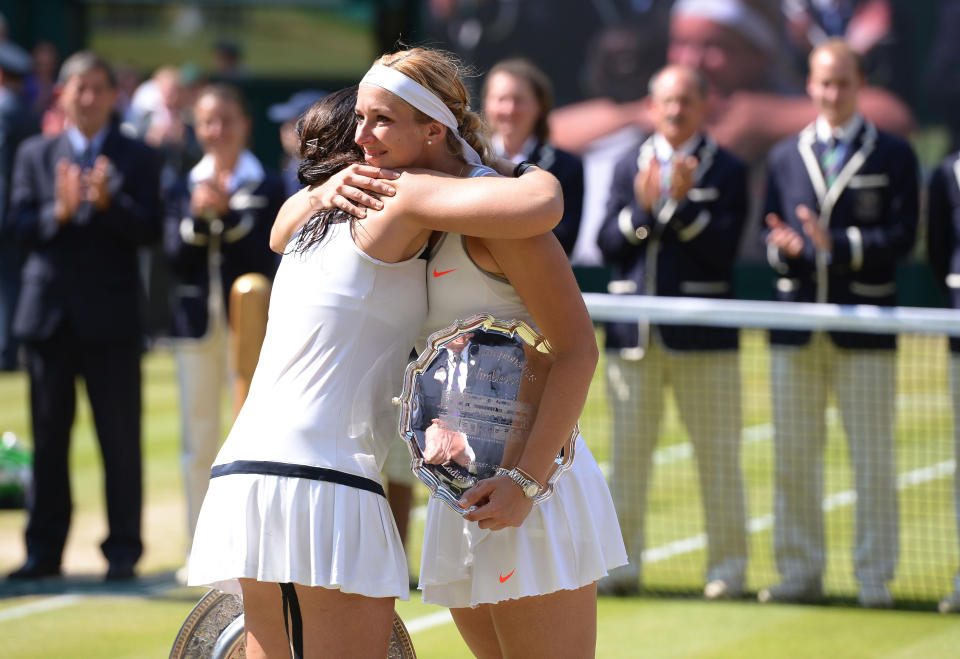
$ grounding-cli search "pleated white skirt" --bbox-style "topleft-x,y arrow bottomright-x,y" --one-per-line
187,473 -> 409,600
419,436 -> 626,608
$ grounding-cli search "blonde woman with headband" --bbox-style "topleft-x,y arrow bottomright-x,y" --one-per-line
187,74 -> 569,658
273,47 -> 626,658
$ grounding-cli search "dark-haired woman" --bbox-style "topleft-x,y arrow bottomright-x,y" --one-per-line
270,47 -> 625,658
163,84 -> 282,574
186,82 -> 564,658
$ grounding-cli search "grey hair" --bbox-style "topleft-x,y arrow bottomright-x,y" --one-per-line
648,65 -> 709,99
58,51 -> 116,87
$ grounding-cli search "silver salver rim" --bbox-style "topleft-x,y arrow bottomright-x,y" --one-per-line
394,312 -> 577,514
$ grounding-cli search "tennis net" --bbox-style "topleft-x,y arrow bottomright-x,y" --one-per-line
580,293 -> 959,605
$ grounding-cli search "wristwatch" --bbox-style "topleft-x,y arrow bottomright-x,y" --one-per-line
496,466 -> 542,499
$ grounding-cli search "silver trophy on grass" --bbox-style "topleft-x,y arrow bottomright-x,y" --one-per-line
394,313 -> 577,514
169,589 -> 416,659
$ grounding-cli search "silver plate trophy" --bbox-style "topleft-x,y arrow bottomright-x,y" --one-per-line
395,313 -> 577,514
170,588 -> 416,659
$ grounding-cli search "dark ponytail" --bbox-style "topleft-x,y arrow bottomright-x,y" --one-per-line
290,85 -> 364,254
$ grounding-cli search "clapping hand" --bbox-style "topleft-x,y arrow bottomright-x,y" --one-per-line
669,155 -> 699,201
765,205 -> 831,259
190,178 -> 230,219
54,159 -> 83,225
795,204 -> 832,252
634,159 -> 660,211
85,155 -> 112,212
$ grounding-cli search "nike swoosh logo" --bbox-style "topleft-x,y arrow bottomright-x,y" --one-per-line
499,569 -> 515,583
433,267 -> 457,277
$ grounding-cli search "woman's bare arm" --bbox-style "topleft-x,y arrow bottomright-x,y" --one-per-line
386,167 -> 563,237
460,232 -> 598,530
270,165 -> 563,253
269,164 -> 400,252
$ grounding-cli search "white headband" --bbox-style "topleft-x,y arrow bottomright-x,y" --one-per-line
360,63 -> 482,166
672,0 -> 778,54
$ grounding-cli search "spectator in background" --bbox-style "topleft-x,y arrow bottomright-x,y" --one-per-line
212,41 -> 246,80
0,41 -> 40,371
483,58 -> 583,256
124,65 -> 202,190
760,39 -> 917,609
782,0 -> 913,105
23,41 -> 58,120
596,64 -> 749,599
39,85 -> 66,137
267,89 -> 327,197
551,0 -> 913,265
925,148 -> 960,615
112,64 -> 141,119
923,1 -> 960,153
163,83 -> 282,574
6,52 -> 162,580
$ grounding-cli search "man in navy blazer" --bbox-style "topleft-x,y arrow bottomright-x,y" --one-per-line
6,52 -> 162,580
596,64 -> 749,599
760,40 -> 918,608
926,150 -> 960,614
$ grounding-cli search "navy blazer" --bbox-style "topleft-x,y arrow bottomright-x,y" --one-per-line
764,119 -> 918,350
926,151 -> 960,352
597,134 -> 748,352
9,125 -> 162,343
528,140 -> 583,256
163,172 -> 283,339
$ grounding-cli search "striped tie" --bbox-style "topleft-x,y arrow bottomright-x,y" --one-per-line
820,138 -> 842,187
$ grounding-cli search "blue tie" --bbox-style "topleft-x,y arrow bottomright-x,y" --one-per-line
820,138 -> 842,187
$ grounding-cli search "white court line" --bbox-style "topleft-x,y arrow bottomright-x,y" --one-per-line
405,609 -> 453,633
0,595 -> 82,623
642,459 -> 955,565
412,422 -> 777,521
2,443 -> 952,635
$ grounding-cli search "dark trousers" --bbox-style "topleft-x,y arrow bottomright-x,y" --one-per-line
22,326 -> 143,566
0,239 -> 23,370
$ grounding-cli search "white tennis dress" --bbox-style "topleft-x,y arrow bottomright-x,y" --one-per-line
417,228 -> 627,608
187,220 -> 426,599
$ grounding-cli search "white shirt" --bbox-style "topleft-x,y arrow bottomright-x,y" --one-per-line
65,124 -> 109,163
491,134 -> 538,164
814,113 -> 863,147
189,149 -> 265,193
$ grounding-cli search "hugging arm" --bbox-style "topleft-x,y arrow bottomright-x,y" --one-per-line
269,163 -> 400,252
460,232 -> 598,530
388,167 -> 562,237
270,165 -> 563,252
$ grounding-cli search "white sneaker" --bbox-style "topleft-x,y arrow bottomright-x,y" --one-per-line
858,583 -> 893,609
938,590 -> 960,614
757,580 -> 823,604
704,579 -> 742,600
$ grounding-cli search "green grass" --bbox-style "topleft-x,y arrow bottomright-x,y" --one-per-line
86,6 -> 375,78
1,330 -> 959,657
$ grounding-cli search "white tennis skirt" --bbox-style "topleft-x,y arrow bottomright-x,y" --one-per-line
419,436 -> 626,608
187,472 -> 409,600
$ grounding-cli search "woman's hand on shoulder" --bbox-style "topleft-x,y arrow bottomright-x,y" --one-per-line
309,164 -> 400,217
269,165 -> 401,253
460,476 -> 534,530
